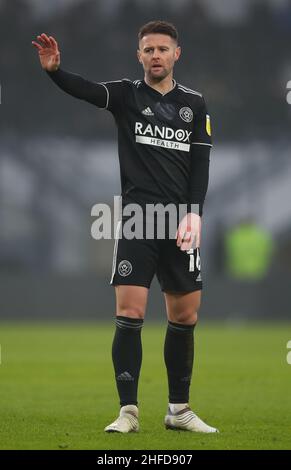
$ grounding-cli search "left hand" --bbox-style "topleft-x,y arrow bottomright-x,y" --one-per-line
176,213 -> 201,251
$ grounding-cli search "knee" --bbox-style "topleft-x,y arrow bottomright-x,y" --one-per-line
117,304 -> 145,320
174,310 -> 198,325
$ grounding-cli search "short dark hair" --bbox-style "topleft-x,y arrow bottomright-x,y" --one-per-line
138,20 -> 178,44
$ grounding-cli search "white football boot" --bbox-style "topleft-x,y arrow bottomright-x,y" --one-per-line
165,406 -> 219,433
104,405 -> 139,433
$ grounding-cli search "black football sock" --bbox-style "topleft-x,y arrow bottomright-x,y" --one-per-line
164,320 -> 196,404
112,315 -> 144,407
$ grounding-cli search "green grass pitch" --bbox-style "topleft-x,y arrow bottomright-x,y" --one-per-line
0,322 -> 291,450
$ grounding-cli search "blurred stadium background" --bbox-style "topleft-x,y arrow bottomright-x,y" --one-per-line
0,0 -> 291,321
1,0 -> 291,452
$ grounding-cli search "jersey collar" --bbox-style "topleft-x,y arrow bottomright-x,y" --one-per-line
142,78 -> 177,97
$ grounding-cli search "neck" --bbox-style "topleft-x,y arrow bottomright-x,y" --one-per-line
144,73 -> 174,95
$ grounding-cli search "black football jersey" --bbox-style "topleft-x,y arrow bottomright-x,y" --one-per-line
100,78 -> 212,209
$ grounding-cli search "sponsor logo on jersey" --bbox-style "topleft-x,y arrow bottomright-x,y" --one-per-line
206,114 -> 211,136
142,106 -> 154,116
118,260 -> 132,277
179,107 -> 193,123
135,122 -> 192,152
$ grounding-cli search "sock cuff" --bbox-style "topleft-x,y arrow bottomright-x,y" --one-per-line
167,320 -> 195,333
115,315 -> 144,330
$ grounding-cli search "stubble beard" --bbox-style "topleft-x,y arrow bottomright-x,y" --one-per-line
147,66 -> 170,83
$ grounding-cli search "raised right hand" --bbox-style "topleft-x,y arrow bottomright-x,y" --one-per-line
32,33 -> 60,72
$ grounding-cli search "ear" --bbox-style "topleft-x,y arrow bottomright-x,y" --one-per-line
137,49 -> 142,64
174,46 -> 181,62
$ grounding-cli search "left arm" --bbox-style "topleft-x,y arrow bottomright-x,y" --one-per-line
176,145 -> 210,251
176,97 -> 212,251
188,144 -> 210,217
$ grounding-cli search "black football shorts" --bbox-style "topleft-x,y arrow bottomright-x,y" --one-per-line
110,217 -> 202,293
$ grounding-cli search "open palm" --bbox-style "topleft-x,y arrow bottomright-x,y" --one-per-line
32,33 -> 60,72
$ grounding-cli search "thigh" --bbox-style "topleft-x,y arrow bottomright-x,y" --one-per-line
115,285 -> 149,319
157,238 -> 203,293
110,235 -> 158,289
164,290 -> 201,324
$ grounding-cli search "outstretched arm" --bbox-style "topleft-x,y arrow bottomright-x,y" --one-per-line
32,33 -> 107,107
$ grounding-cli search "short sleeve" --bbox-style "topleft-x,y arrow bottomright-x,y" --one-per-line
99,80 -> 124,115
191,96 -> 213,148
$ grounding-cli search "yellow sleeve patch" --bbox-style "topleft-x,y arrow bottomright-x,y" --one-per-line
206,114 -> 211,136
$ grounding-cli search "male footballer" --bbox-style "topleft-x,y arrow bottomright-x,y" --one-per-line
32,20 -> 218,433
